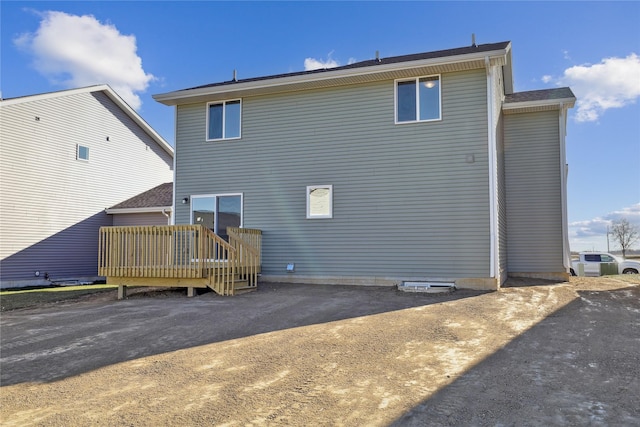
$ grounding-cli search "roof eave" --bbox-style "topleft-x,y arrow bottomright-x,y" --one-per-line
100,87 -> 175,157
502,47 -> 514,95
105,206 -> 173,215
1,84 -> 175,157
154,44 -> 512,105
503,97 -> 576,114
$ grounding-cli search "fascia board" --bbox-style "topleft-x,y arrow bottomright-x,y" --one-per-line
154,47 -> 511,105
502,47 -> 514,95
105,206 -> 173,215
503,97 -> 576,112
0,84 -> 111,106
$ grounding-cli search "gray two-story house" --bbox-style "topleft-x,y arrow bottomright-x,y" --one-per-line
154,41 -> 575,290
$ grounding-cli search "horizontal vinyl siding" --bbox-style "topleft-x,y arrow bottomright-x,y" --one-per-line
112,212 -> 170,226
175,69 -> 490,279
0,91 -> 173,284
504,110 -> 563,272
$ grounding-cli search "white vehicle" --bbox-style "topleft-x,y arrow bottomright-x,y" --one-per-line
570,252 -> 640,276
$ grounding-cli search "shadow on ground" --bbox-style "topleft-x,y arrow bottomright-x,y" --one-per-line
0,282 -> 484,386
391,285 -> 640,426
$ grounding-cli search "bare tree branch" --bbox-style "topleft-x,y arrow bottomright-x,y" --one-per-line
610,218 -> 639,258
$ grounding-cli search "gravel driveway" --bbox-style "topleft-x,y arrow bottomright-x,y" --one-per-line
1,277 -> 638,426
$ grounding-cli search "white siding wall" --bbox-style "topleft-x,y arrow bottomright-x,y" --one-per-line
112,212 -> 170,226
175,69 -> 492,281
0,90 -> 173,286
504,110 -> 564,273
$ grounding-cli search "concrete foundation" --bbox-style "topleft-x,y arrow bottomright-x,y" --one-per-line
260,275 -> 500,291
508,272 -> 570,282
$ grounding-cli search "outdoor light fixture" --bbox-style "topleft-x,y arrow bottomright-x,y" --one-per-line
182,197 -> 189,204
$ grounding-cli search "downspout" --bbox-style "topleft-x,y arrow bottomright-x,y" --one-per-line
485,56 -> 499,281
162,208 -> 171,225
559,103 -> 570,271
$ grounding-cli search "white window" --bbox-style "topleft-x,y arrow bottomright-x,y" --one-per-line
306,185 -> 333,219
206,100 -> 241,141
395,75 -> 441,123
76,144 -> 89,161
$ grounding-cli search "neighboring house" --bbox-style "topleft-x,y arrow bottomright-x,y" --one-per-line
106,182 -> 173,226
154,41 -> 575,290
0,85 -> 174,288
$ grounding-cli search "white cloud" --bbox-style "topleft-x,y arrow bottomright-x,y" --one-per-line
13,10 -> 154,110
541,75 -> 553,83
569,203 -> 640,251
552,54 -> 640,122
304,51 -> 339,71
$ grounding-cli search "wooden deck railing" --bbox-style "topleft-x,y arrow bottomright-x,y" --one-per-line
98,225 -> 262,296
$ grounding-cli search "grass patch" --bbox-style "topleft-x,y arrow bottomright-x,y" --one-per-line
0,284 -> 117,312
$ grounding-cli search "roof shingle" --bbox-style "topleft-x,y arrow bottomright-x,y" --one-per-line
184,41 -> 511,92
504,87 -> 575,104
109,182 -> 173,209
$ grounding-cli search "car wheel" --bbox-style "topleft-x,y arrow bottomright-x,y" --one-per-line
622,268 -> 638,274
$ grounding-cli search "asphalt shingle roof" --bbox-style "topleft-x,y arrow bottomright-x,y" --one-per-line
109,182 -> 173,209
184,41 -> 511,92
505,87 -> 575,103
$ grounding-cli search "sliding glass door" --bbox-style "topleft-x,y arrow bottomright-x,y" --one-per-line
191,194 -> 242,240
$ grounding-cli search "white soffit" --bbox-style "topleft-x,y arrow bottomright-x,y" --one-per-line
503,97 -> 576,114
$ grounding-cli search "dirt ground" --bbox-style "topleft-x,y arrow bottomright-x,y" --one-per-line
1,276 -> 638,426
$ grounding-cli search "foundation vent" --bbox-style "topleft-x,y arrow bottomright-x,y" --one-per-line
398,281 -> 456,293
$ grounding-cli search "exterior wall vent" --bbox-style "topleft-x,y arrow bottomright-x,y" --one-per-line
398,281 -> 456,293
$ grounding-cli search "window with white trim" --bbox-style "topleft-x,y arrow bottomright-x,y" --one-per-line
76,144 -> 89,161
206,100 -> 241,140
395,75 -> 441,123
306,185 -> 333,219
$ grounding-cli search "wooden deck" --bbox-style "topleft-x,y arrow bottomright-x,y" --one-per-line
98,225 -> 261,297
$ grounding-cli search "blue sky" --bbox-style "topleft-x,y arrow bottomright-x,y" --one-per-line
2,1 -> 639,253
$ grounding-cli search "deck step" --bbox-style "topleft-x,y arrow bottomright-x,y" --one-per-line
206,276 -> 257,295
398,281 -> 456,294
233,284 -> 257,295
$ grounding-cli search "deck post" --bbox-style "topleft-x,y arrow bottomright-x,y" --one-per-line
187,287 -> 196,297
118,285 -> 127,300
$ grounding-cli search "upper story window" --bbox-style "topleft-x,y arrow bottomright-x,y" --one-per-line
207,100 -> 241,141
395,75 -> 441,123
